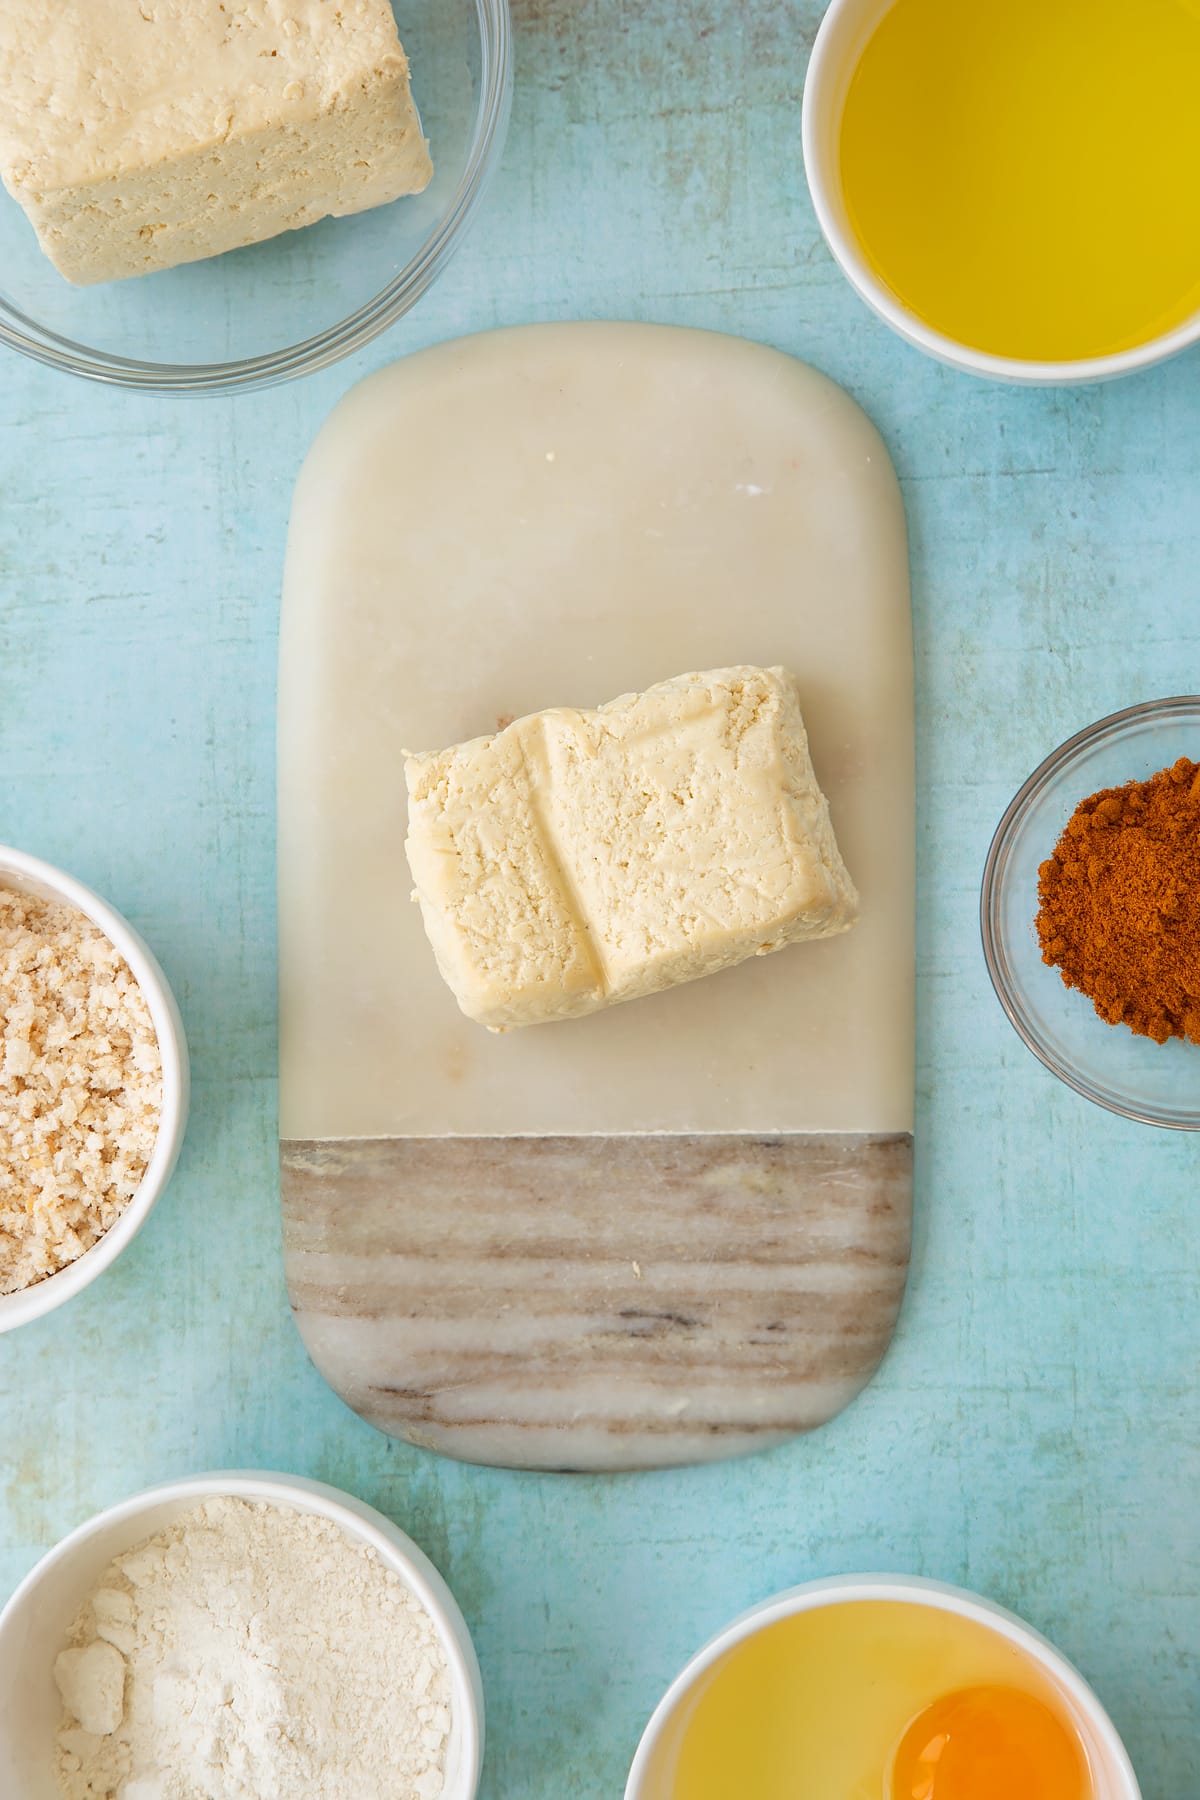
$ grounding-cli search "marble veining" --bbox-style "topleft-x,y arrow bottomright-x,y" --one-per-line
282,1132 -> 912,1471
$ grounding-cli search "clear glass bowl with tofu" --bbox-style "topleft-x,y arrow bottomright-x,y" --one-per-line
0,0 -> 511,393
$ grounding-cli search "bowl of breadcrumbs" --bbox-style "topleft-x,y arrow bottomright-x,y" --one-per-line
0,847 -> 188,1332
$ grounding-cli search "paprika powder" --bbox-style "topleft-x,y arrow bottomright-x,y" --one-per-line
1036,756 -> 1200,1045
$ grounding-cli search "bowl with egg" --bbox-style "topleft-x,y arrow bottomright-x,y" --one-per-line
0,1471 -> 483,1800
0,0 -> 512,392
0,845 -> 189,1333
802,0 -> 1200,383
626,1573 -> 1140,1800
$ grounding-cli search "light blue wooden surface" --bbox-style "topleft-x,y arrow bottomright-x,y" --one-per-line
2,3 -> 1199,1795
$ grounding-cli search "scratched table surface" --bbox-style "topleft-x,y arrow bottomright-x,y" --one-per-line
2,3 -> 1198,1795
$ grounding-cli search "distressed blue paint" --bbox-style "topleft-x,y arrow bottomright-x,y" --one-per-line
1,3 -> 1199,1795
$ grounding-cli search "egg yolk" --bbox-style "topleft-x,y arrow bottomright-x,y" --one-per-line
890,1685 -> 1089,1800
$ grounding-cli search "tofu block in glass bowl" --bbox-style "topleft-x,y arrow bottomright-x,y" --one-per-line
0,0 -> 511,391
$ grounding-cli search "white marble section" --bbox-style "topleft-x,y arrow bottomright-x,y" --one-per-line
278,325 -> 913,1139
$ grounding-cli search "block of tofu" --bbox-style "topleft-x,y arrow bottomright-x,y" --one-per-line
0,1 -> 433,285
404,666 -> 859,1030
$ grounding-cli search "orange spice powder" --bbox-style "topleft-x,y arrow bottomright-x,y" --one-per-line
1036,757 -> 1200,1045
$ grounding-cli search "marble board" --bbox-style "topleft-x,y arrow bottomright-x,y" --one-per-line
278,323 -> 914,1471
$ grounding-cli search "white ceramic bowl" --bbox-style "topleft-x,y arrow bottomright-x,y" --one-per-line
0,1472 -> 485,1800
801,0 -> 1200,385
0,846 -> 189,1333
626,1573 -> 1141,1799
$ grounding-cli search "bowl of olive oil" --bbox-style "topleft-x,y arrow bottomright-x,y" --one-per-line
802,0 -> 1200,382
625,1575 -> 1140,1800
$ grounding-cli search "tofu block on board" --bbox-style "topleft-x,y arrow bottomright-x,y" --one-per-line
404,666 -> 859,1030
0,0 -> 433,285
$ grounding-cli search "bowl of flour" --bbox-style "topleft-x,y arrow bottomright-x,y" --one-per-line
0,1472 -> 484,1800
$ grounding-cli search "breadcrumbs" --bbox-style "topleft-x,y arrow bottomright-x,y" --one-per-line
0,887 -> 161,1296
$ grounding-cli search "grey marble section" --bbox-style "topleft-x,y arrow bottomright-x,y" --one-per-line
282,1133 -> 912,1472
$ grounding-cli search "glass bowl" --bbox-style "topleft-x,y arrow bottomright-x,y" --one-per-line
981,697 -> 1200,1130
0,0 -> 511,393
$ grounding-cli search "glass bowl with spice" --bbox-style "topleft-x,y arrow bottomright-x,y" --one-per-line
982,697 -> 1200,1129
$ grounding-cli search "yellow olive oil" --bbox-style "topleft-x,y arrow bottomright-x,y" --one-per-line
659,1601 -> 1090,1800
838,0 -> 1200,361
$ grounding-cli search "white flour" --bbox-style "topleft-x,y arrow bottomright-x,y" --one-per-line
54,1497 -> 452,1800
